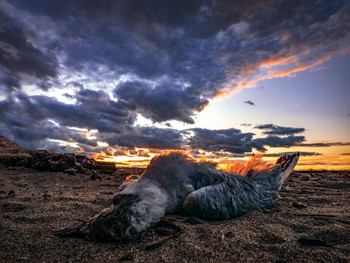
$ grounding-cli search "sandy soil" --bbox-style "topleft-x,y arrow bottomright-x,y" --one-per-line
0,165 -> 349,263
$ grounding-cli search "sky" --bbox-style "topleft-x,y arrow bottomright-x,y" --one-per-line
0,0 -> 349,170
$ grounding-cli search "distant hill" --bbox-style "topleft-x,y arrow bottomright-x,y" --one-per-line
0,134 -> 26,154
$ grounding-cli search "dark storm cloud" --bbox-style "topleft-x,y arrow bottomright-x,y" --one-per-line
255,124 -> 305,135
102,126 -> 184,149
253,135 -> 305,151
0,90 -> 134,149
187,128 -> 256,154
115,80 -> 208,123
0,8 -> 58,91
33,89 -> 136,133
186,128 -> 306,154
0,116 -> 98,152
1,0 -> 349,124
244,100 -> 255,106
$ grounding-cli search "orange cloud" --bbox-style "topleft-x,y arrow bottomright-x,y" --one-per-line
219,52 -> 335,95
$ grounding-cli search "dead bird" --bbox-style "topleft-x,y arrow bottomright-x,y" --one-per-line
54,152 -> 299,241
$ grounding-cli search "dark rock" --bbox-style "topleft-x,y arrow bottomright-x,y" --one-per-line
18,156 -> 33,168
225,231 -> 234,238
90,171 -> 102,180
292,202 -> 307,209
81,157 -> 97,169
300,175 -> 311,181
154,226 -> 177,236
74,162 -> 84,173
96,161 -> 116,174
0,140 -> 97,173
8,190 -> 15,196
43,193 -> 51,198
100,192 -> 114,195
184,217 -> 203,225
119,252 -> 134,261
297,237 -> 330,247
65,168 -> 77,175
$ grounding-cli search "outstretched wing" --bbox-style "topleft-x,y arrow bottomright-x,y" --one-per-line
183,178 -> 272,220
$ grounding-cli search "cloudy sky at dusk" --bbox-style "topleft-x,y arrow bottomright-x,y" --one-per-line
0,0 -> 349,169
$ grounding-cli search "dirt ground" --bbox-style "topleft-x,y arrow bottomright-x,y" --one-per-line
0,165 -> 349,262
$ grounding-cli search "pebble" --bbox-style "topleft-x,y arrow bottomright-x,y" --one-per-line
225,231 -> 234,238
184,217 -> 203,225
119,252 -> 133,261
90,172 -> 102,180
43,193 -> 51,198
292,202 -> 307,209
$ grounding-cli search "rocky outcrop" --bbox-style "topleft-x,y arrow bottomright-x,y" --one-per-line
0,150 -> 97,173
0,135 -> 97,173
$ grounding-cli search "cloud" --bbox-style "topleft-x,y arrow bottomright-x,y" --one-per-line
0,8 -> 58,91
0,0 -> 350,155
0,90 -> 135,149
102,126 -> 184,150
115,80 -> 208,124
244,100 -> 255,106
263,152 -> 322,157
253,135 -> 305,150
0,0 -> 349,124
186,127 -> 306,154
187,128 -> 256,154
1,89 -> 348,161
296,142 -> 350,147
255,124 -> 305,135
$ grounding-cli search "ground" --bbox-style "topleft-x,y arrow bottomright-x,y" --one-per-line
0,165 -> 349,263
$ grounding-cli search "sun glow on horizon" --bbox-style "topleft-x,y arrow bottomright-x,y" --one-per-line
90,147 -> 350,171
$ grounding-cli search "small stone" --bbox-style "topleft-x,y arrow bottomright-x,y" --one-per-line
64,168 -> 77,175
154,226 -> 177,236
300,175 -> 311,181
90,171 -> 102,180
8,190 -> 15,196
184,217 -> 203,225
119,252 -> 133,261
297,237 -> 329,247
292,202 -> 307,209
43,193 -> 51,198
225,231 -> 234,238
